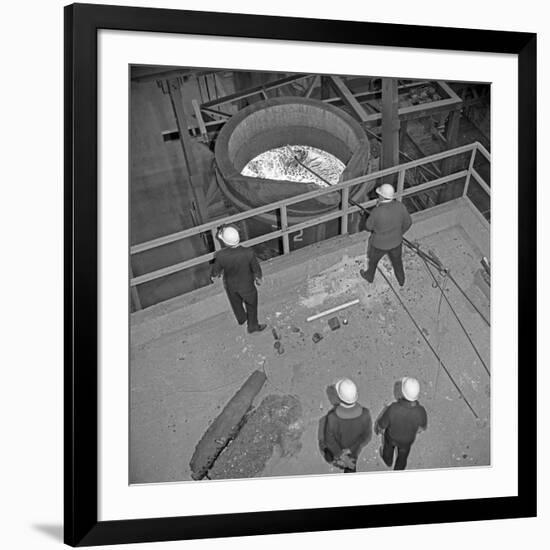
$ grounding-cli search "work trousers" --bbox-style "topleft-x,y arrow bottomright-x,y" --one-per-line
226,287 -> 259,329
365,243 -> 405,286
381,429 -> 412,470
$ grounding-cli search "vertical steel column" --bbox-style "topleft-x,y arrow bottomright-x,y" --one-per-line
166,78 -> 209,226
441,109 -> 461,175
439,110 -> 462,203
381,78 -> 400,185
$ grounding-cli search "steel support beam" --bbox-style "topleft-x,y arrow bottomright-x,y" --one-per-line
328,76 -> 370,123
201,74 -> 309,109
166,78 -> 209,227
381,78 -> 400,183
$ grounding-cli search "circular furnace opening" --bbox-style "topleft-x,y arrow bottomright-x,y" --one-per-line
241,145 -> 345,187
215,97 -> 372,224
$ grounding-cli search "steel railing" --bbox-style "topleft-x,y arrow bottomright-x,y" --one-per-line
130,141 -> 490,309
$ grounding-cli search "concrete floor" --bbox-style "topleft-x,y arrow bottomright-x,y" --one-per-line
130,198 -> 490,484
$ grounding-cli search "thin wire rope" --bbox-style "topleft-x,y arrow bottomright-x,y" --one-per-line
432,272 -> 447,400
402,240 -> 490,326
375,265 -> 479,419
445,271 -> 490,327
422,259 -> 490,377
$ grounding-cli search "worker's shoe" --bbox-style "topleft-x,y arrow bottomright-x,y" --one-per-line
237,319 -> 246,325
359,269 -> 374,283
247,324 -> 267,334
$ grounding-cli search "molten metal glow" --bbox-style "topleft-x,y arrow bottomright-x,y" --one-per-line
242,145 -> 345,187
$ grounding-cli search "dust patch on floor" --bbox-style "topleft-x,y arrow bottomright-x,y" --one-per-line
299,252 -> 394,309
209,394 -> 304,479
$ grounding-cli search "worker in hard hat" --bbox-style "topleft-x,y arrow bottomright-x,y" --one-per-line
359,183 -> 412,287
322,378 -> 372,473
374,377 -> 428,470
211,225 -> 267,334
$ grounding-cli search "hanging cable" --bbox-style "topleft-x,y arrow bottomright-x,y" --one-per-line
422,259 -> 490,377
431,270 -> 447,400
375,266 -> 479,419
445,271 -> 490,326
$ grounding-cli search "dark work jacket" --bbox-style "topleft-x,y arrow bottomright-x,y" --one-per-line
324,404 -> 372,459
211,246 -> 262,294
377,399 -> 427,446
366,200 -> 412,250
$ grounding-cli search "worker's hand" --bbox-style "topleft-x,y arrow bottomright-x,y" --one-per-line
336,450 -> 356,470
255,277 -> 262,286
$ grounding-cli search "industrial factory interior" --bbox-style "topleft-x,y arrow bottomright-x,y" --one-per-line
129,66 -> 491,483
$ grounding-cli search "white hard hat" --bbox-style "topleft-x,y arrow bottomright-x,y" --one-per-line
376,183 -> 395,200
335,378 -> 358,406
401,377 -> 420,401
219,226 -> 240,247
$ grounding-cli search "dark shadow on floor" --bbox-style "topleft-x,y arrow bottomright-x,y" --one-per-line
32,524 -> 63,542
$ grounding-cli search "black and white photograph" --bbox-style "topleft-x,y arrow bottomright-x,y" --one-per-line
129,67 -> 491,484
2,0 -> 546,546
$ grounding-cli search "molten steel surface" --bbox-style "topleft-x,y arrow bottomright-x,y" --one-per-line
242,145 -> 345,187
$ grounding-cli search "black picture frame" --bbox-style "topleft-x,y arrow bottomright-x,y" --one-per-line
64,2 -> 537,546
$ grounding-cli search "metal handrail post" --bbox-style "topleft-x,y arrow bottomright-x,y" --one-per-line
341,187 -> 349,234
280,205 -> 290,254
129,263 -> 142,311
211,228 -> 221,251
397,168 -> 406,201
463,146 -> 477,197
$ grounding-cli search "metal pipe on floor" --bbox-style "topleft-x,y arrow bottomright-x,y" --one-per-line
306,299 -> 360,322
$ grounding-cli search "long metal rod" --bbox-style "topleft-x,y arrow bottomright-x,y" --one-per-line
306,299 -> 360,322
423,260 -> 490,376
375,266 -> 479,419
284,146 -> 334,187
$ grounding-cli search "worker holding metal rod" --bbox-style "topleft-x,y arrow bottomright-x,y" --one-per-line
360,183 -> 412,287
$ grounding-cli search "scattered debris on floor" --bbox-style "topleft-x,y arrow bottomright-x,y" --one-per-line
306,297 -> 361,322
209,394 -> 304,479
189,370 -> 266,480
